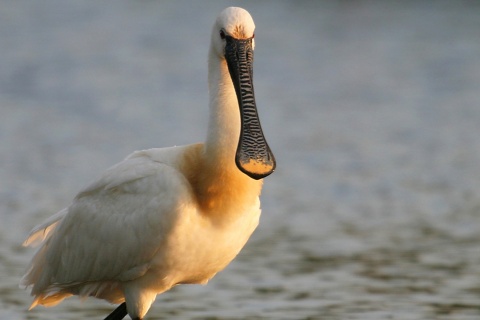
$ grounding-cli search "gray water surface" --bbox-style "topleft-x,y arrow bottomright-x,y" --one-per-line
2,1 -> 480,319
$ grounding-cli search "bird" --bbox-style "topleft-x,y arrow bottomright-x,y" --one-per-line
21,6 -> 275,320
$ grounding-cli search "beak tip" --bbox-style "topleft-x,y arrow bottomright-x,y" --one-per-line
235,155 -> 276,180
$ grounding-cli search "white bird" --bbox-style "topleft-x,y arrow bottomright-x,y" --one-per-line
21,7 -> 275,320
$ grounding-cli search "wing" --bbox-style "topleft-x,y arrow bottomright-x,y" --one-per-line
23,146 -> 197,296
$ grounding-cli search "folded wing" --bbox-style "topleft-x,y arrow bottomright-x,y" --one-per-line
22,147 -> 195,306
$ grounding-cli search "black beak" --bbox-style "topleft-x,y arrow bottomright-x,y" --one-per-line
224,35 -> 276,180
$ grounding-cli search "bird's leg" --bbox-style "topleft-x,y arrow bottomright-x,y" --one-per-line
104,302 -> 128,320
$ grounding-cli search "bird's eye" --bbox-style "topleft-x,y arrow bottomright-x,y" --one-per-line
220,30 -> 226,40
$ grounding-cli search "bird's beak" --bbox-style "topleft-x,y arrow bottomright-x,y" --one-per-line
225,36 -> 276,180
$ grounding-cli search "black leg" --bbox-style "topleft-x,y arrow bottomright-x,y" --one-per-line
104,302 -> 128,320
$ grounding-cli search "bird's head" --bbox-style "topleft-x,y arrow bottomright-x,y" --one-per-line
211,7 -> 255,58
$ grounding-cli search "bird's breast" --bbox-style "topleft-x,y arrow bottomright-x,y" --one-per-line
151,199 -> 261,286
144,143 -> 263,286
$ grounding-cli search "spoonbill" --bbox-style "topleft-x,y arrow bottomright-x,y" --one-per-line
21,6 -> 275,320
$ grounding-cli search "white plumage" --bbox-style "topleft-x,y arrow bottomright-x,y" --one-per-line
22,7 -> 275,320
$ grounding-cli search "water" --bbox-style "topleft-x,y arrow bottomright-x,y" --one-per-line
2,1 -> 480,319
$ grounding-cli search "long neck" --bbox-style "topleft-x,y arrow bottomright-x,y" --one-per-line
205,48 -> 241,168
183,45 -> 263,217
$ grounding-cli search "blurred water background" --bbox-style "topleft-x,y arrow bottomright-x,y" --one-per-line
2,1 -> 480,319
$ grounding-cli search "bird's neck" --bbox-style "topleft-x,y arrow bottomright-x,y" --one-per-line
189,50 -> 262,216
205,50 -> 241,168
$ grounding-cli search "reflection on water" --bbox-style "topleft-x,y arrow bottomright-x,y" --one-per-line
2,1 -> 480,319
